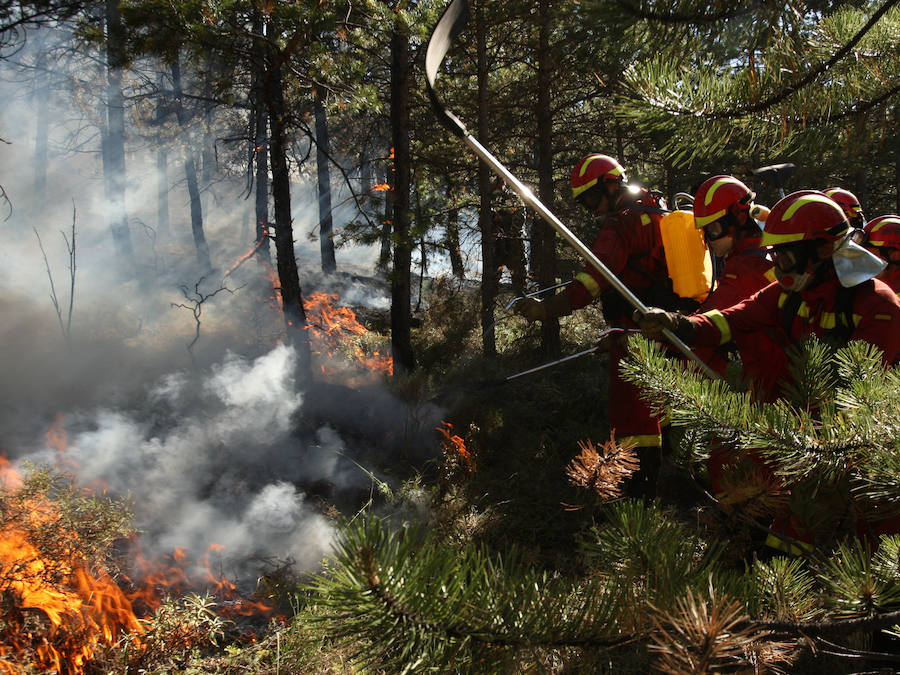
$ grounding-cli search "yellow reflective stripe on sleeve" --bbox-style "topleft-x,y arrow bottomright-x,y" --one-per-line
619,434 -> 662,448
640,213 -> 652,225
875,313 -> 894,321
765,532 -> 814,556
764,268 -> 777,282
574,272 -> 601,298
818,312 -> 861,330
702,309 -> 731,345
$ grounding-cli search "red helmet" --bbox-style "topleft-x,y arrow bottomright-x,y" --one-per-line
761,190 -> 849,247
571,154 -> 626,199
692,175 -> 755,229
823,187 -> 863,222
865,215 -> 900,250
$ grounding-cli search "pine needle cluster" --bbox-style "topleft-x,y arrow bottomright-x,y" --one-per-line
565,434 -> 639,503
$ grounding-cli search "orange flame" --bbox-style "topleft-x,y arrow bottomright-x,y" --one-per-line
437,421 -> 475,474
0,459 -> 145,674
371,183 -> 391,192
303,291 -> 393,377
224,234 -> 268,278
125,542 -> 275,620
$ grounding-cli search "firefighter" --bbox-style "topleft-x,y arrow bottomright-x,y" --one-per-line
634,191 -> 900,553
694,175 -> 775,313
513,153 -> 692,499
823,187 -> 865,230
864,215 -> 900,294
634,190 -> 898,395
692,175 -> 776,374
690,175 -> 777,498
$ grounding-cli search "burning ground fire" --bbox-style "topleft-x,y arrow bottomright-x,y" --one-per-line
437,421 -> 475,474
304,290 -> 393,378
0,452 -> 279,674
0,456 -> 143,673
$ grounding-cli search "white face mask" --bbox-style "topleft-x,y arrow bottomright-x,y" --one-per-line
775,267 -> 815,292
832,234 -> 887,287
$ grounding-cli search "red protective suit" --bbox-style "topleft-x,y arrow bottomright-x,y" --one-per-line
566,192 -> 670,449
688,275 -> 900,552
877,264 -> 900,295
695,237 -> 776,377
694,237 -> 776,495
690,276 -> 900,391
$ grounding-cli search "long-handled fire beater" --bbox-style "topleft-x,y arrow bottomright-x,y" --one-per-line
425,0 -> 719,381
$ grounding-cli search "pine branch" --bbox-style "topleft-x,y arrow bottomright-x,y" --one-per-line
711,0 -> 900,119
613,0 -> 757,24
302,516 -> 631,672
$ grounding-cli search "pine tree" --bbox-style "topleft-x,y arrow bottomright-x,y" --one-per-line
300,336 -> 900,672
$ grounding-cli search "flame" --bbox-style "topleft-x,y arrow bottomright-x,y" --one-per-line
1,429 -> 282,672
303,291 -> 393,377
224,234 -> 268,278
371,183 -> 391,192
437,421 -> 475,474
125,542 -> 275,620
0,458 -> 144,674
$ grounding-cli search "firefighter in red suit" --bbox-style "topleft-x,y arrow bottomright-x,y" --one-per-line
864,215 -> 900,294
513,154 -> 694,499
690,176 -> 777,499
692,175 -> 777,377
635,191 -> 900,552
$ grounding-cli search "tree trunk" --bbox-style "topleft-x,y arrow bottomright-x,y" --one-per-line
104,0 -> 135,270
33,43 -> 48,209
156,73 -> 170,241
535,0 -> 560,358
172,59 -> 211,271
389,15 -> 415,373
268,60 -> 312,379
446,182 -> 464,278
314,89 -> 336,274
251,10 -> 271,261
475,0 -> 497,358
376,163 -> 392,273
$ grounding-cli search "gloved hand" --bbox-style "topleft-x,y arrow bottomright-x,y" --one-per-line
511,296 -> 546,323
632,307 -> 692,341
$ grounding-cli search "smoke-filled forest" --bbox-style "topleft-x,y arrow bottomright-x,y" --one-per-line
2,0 -> 900,673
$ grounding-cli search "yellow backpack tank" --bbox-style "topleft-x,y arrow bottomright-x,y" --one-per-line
658,209 -> 712,302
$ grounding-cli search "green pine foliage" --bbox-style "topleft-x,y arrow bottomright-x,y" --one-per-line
293,334 -> 900,672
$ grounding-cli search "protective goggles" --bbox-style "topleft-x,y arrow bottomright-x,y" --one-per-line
767,242 -> 813,274
702,214 -> 739,243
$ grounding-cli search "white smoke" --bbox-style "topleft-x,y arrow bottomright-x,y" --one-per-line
26,344 -> 336,573
0,26 -> 449,588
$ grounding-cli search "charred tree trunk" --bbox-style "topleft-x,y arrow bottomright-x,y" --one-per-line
534,0 -> 560,358
314,89 -> 336,274
475,0 -> 496,357
103,0 -> 135,270
389,17 -> 415,373
172,59 -> 211,271
251,11 -> 271,261
376,163 -> 392,273
268,60 -> 312,379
